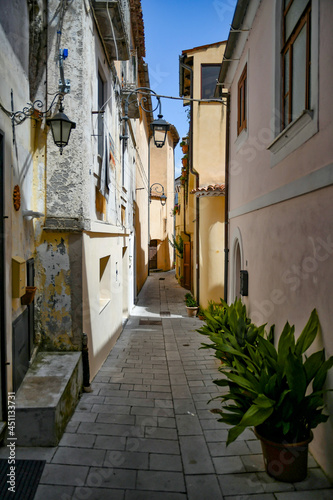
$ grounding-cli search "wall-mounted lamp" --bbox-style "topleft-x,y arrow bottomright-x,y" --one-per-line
12,93 -> 76,155
121,87 -> 170,148
46,99 -> 76,155
150,183 -> 167,206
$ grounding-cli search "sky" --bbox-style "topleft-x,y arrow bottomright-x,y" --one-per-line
141,0 -> 236,177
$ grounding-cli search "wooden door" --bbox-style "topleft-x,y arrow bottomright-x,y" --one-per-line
149,239 -> 158,270
183,242 -> 191,290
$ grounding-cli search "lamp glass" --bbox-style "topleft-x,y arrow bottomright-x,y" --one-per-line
47,109 -> 76,154
160,194 -> 167,206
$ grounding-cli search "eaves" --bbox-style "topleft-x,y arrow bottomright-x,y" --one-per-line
216,0 -> 261,92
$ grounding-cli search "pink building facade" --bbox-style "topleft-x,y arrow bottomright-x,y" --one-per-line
219,0 -> 333,478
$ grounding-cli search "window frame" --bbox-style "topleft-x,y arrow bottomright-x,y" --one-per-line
281,0 -> 311,130
237,64 -> 247,136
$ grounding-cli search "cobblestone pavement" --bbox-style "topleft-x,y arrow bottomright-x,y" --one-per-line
2,271 -> 333,499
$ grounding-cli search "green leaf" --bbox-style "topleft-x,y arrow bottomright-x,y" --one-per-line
257,336 -> 278,361
278,322 -> 295,359
238,404 -> 274,429
295,309 -> 319,356
225,372 -> 260,394
313,356 -> 333,392
304,350 -> 325,384
285,350 -> 307,402
213,378 -> 229,387
227,425 -> 247,445
253,394 -> 275,408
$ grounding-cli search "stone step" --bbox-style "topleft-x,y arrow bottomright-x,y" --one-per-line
15,352 -> 82,446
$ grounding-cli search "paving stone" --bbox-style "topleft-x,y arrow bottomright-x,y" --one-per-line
173,399 -> 196,415
103,396 -> 154,407
39,464 -> 89,486
185,474 -> 223,500
179,435 -> 215,474
59,432 -> 96,448
218,472 -> 265,496
224,495 -> 275,500
176,414 -> 203,435
34,484 -> 75,500
149,453 -> 183,472
125,491 -> 186,500
241,453 -> 266,472
104,450 -> 149,469
78,422 -> 144,438
213,455 -> 246,474
92,404 -> 131,414
208,440 -> 252,457
70,411 -> 98,422
52,447 -> 106,466
172,385 -> 192,399
137,470 -> 185,492
93,435 -> 125,451
204,428 -> 229,442
130,406 -> 174,418
96,413 -> 136,425
86,467 -> 136,489
126,438 -> 180,455
294,468 -> 332,490
275,490 -> 333,499
144,426 -> 178,440
73,487 -> 125,500
158,416 -> 176,428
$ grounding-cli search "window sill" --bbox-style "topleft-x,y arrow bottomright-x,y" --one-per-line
268,109 -> 317,167
235,126 -> 248,151
268,110 -> 313,153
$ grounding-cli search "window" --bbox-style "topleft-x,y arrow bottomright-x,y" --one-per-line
201,64 -> 220,99
282,0 -> 311,129
237,64 -> 247,135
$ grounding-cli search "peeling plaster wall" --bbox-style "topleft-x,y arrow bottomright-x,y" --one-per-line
34,0 -> 138,378
36,233 -> 83,351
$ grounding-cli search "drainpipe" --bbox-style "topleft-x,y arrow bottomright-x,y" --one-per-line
224,92 -> 230,303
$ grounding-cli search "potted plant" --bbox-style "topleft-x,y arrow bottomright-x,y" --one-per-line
199,301 -> 333,482
185,293 -> 198,317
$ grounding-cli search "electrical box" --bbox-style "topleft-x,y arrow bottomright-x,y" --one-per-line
240,270 -> 248,296
12,257 -> 26,298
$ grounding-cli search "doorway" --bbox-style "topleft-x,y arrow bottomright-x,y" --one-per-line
149,239 -> 157,270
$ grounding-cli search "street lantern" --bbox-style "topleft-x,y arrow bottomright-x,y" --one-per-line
46,101 -> 76,155
150,114 -> 170,148
150,183 -> 167,206
160,193 -> 167,206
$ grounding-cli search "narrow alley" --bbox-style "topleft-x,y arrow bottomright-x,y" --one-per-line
2,271 -> 333,499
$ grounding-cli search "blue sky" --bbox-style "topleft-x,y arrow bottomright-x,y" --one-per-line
141,0 -> 236,177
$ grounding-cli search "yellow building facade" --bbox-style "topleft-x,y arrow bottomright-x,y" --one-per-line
178,41 -> 227,307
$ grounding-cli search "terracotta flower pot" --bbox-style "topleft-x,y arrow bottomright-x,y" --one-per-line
21,286 -> 37,305
254,428 -> 313,482
186,306 -> 198,317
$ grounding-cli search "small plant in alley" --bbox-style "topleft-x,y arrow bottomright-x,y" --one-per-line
169,234 -> 184,258
184,293 -> 196,307
198,303 -> 333,481
184,293 -> 198,316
